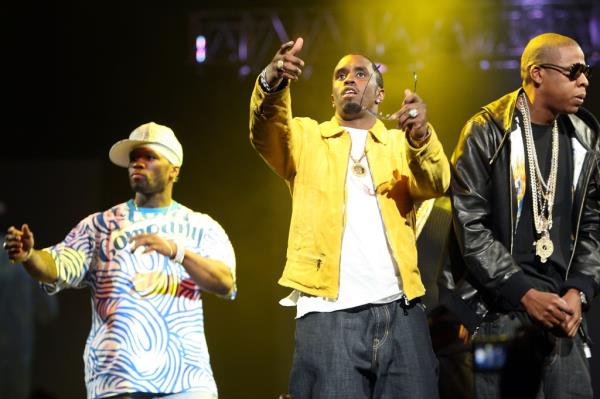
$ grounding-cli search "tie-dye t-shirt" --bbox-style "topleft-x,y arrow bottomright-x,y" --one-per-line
42,200 -> 236,399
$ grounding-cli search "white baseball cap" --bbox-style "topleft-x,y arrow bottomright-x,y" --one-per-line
109,122 -> 183,167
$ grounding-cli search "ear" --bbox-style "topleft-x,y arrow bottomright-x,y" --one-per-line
170,166 -> 180,182
529,65 -> 543,85
375,88 -> 385,104
330,93 -> 335,108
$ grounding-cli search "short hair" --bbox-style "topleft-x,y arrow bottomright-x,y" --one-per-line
367,57 -> 384,89
520,33 -> 580,83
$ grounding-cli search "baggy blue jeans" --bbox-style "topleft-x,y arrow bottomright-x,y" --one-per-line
289,298 -> 439,398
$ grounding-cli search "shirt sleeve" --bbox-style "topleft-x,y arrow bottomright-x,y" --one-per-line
196,215 -> 237,299
41,213 -> 98,294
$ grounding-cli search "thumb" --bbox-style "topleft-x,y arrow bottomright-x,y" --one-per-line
22,224 -> 33,240
289,37 -> 304,56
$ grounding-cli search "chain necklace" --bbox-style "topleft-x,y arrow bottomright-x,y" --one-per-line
349,149 -> 368,177
517,94 -> 559,263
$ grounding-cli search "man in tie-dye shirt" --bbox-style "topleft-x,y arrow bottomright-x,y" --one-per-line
4,122 -> 236,399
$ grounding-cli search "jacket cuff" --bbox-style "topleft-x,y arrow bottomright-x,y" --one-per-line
497,271 -> 533,308
563,271 -> 596,310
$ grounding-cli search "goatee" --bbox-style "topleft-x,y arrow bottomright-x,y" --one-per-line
343,102 -> 362,115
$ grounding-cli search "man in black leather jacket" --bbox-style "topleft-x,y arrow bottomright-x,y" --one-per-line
445,32 -> 600,398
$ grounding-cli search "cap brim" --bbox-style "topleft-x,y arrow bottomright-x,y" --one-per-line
109,139 -> 153,167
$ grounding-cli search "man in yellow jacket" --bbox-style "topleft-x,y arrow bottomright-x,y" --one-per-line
250,37 -> 450,398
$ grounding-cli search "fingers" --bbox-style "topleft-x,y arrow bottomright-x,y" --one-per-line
289,37 -> 303,55
560,314 -> 582,337
270,37 -> 305,83
277,40 -> 296,54
402,89 -> 420,104
129,234 -> 172,257
555,297 -> 574,316
394,104 -> 427,137
278,37 -> 304,56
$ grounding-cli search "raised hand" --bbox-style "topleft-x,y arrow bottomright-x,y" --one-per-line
264,37 -> 305,89
4,224 -> 35,263
392,89 -> 429,144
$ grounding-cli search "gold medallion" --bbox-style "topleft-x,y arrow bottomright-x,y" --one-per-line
535,235 -> 554,263
352,163 -> 366,177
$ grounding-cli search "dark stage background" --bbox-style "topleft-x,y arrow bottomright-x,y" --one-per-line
3,1 -> 600,398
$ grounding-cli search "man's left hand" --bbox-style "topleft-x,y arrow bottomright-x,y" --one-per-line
559,288 -> 583,337
392,89 -> 429,145
129,234 -> 175,259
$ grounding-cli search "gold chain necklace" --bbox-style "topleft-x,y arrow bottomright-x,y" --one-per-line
517,94 -> 559,263
349,149 -> 368,177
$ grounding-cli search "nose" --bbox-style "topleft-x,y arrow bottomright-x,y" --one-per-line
130,157 -> 145,169
343,73 -> 356,85
578,73 -> 589,88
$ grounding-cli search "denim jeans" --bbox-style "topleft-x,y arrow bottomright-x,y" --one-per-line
289,299 -> 439,399
105,391 -> 217,399
474,312 -> 592,399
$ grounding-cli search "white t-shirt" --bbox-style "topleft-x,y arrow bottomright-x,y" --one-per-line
294,127 -> 403,318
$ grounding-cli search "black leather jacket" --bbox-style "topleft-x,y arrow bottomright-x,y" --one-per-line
441,88 -> 600,332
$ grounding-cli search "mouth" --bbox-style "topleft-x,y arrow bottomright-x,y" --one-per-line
574,94 -> 586,105
341,88 -> 358,98
130,172 -> 145,180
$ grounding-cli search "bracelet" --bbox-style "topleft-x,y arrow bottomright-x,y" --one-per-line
259,68 -> 274,92
173,239 -> 186,264
580,290 -> 588,305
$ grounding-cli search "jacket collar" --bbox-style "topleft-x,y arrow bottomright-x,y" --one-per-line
482,88 -> 522,133
321,116 -> 389,144
484,88 -> 599,149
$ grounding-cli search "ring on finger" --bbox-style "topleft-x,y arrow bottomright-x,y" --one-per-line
408,108 -> 418,118
276,60 -> 284,71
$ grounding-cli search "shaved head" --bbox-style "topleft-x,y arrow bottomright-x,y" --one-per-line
520,33 -> 580,83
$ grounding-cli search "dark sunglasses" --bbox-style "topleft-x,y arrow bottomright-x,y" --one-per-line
537,62 -> 591,80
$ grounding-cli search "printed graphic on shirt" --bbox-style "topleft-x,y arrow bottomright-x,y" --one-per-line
42,201 -> 235,399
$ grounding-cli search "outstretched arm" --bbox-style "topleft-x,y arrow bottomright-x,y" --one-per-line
249,38 -> 306,180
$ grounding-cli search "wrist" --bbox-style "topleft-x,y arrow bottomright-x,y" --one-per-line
172,239 -> 186,264
22,248 -> 34,263
408,126 -> 432,148
259,67 -> 284,93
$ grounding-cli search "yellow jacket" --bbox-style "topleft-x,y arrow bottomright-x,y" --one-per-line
250,80 -> 450,300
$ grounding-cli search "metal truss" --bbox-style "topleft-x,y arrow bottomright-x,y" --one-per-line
189,1 -> 600,76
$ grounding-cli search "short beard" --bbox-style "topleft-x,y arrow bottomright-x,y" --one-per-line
342,102 -> 362,115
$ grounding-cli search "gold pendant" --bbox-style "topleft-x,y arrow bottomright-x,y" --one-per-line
352,163 -> 366,177
535,234 -> 554,263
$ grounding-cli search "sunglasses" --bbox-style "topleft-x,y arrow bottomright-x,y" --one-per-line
537,62 -> 591,81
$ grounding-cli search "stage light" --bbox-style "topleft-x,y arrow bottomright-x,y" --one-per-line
196,35 -> 207,64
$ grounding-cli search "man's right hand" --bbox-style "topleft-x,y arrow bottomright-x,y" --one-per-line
520,288 -> 574,329
264,37 -> 305,89
5,224 -> 35,263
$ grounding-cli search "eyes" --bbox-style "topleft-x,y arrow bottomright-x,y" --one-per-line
129,152 -> 159,163
336,69 -> 368,81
